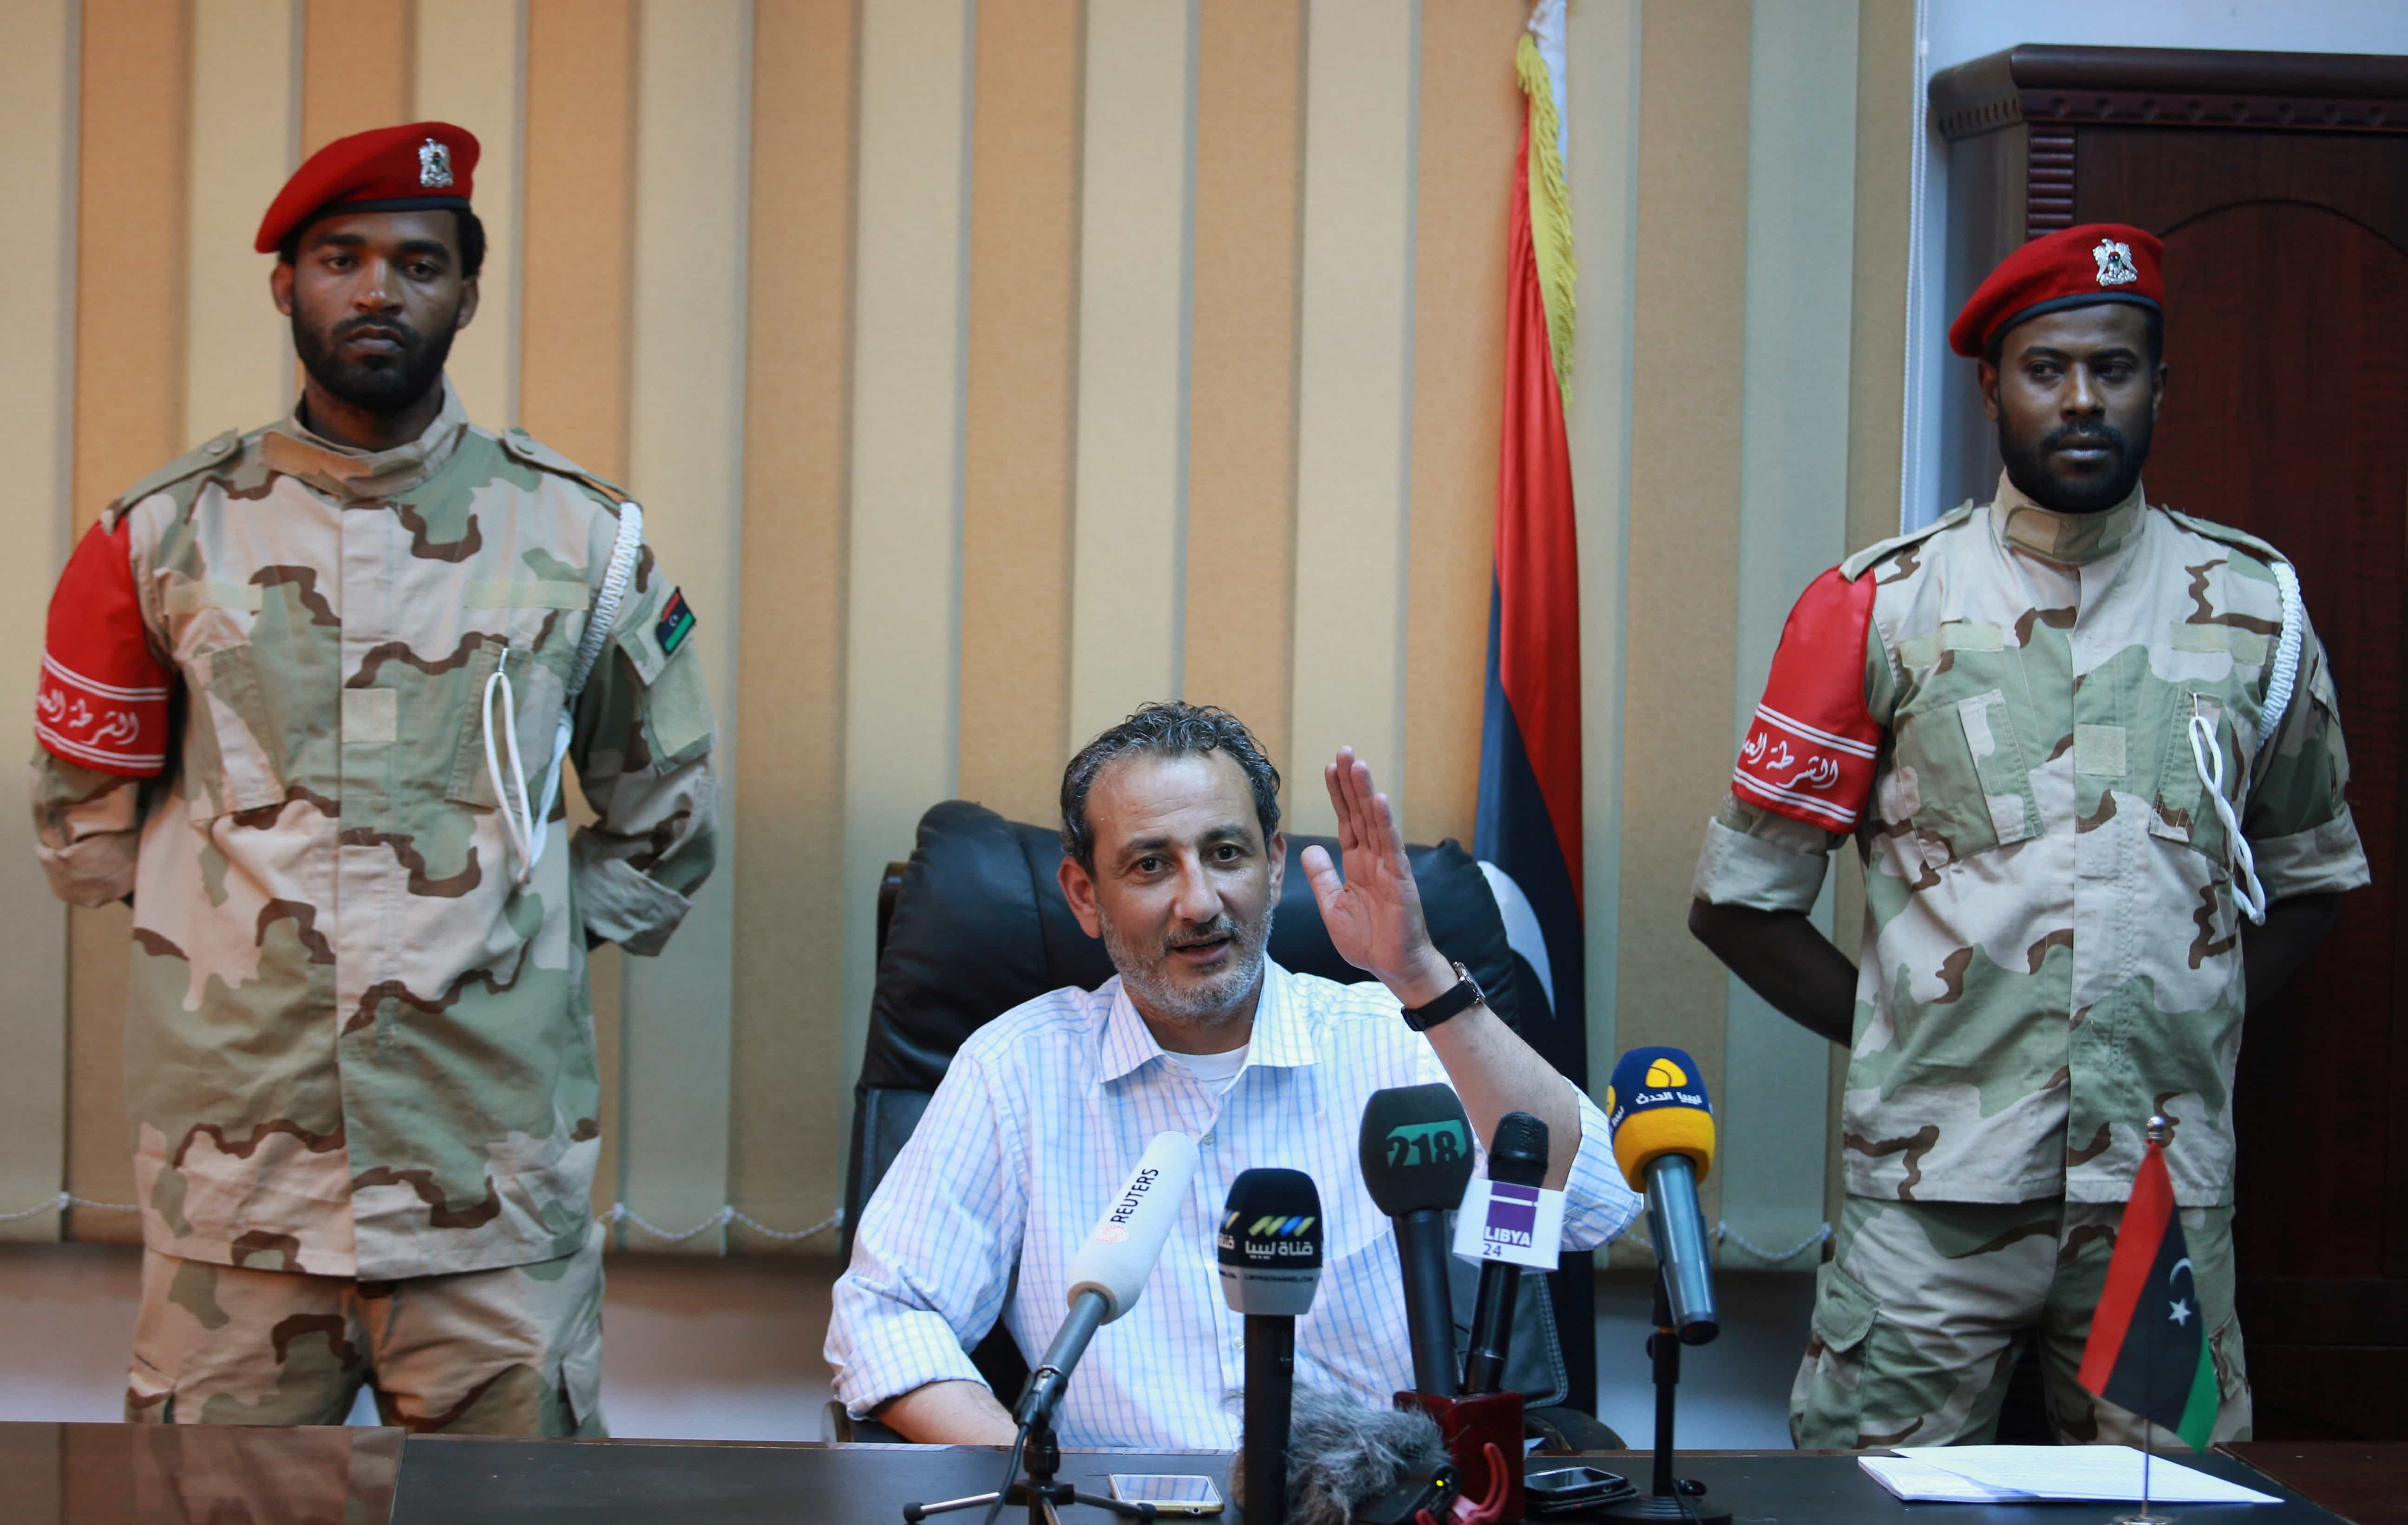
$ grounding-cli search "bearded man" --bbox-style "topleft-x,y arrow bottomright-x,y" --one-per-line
827,703 -> 1640,1447
1687,224 -> 2365,1448
31,123 -> 718,1432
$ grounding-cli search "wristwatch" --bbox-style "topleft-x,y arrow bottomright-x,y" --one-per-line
1400,961 -> 1485,1032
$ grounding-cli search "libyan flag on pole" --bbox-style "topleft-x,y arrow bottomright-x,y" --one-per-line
2076,1136 -> 2218,1451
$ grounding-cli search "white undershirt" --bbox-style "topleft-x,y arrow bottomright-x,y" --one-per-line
1165,1043 -> 1249,1095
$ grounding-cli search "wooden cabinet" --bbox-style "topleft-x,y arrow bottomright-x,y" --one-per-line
1933,46 -> 2408,1442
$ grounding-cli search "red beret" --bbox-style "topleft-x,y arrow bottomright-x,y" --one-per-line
254,122 -> 479,254
1949,222 -> 2162,358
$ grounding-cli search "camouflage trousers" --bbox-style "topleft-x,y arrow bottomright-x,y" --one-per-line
127,1222 -> 606,1434
1791,1195 -> 2251,1449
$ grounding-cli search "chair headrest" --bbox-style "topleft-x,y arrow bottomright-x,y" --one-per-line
860,800 -> 1525,1094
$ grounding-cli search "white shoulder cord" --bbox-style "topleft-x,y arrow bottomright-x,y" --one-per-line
484,503 -> 647,884
2186,558 -> 2303,925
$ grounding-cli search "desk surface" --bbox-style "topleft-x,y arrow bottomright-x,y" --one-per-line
0,1422 -> 2390,1525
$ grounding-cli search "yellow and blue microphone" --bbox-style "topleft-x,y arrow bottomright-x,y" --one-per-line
1604,1046 -> 1720,1344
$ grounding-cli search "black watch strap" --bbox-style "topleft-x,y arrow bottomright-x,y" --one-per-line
1400,961 -> 1484,1032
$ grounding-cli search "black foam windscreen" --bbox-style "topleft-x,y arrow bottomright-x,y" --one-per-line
1358,1084 -> 1478,1217
1486,1111 -> 1549,1190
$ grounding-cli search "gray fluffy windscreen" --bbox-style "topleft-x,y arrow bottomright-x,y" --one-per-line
1227,1385 -> 1450,1525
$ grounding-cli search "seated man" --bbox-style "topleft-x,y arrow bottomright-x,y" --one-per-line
827,703 -> 1639,1447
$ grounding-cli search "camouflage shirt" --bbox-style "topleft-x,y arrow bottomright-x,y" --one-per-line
31,382 -> 719,1278
1695,473 -> 2366,1207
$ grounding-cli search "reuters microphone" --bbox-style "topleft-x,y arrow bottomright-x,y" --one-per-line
1219,1168 -> 1323,1525
1014,1130 -> 1202,1425
1359,1084 -> 1479,1395
1605,1048 -> 1719,1344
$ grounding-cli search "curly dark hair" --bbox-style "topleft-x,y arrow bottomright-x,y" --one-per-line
1060,702 -> 1282,873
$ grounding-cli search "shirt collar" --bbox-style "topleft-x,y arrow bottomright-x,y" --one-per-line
1989,468 -> 2147,566
261,378 -> 470,501
1096,959 -> 1320,1084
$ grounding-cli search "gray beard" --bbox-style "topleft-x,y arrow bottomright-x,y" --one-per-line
1101,900 -> 1276,1035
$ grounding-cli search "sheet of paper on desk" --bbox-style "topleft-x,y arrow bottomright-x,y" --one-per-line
1891,1445 -> 2281,1504
1859,1455 -> 2037,1502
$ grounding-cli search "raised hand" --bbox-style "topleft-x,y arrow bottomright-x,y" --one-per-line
1300,747 -> 1458,1009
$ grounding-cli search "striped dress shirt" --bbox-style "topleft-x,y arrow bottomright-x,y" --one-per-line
826,960 -> 1641,1450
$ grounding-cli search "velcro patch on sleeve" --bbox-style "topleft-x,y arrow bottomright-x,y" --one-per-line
654,588 -> 694,658
1733,567 -> 1882,832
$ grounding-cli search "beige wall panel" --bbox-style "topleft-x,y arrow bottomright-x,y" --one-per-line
1565,0 -> 1643,1090
619,0 -> 750,1254
1615,0 -> 1754,1232
301,0 -> 412,154
69,0 -> 193,1244
0,0 -> 79,1242
1184,0 -> 1302,771
414,0 -> 522,427
957,0 -> 1079,823
183,0 -> 299,448
1288,0 -> 1417,833
1404,1 -> 1523,848
521,0 -> 632,479
520,0 -> 635,1226
1847,0 -> 1914,555
1067,0 -> 1196,749
840,0 -> 972,1144
1829,0 -> 1918,1231
730,0 -> 856,1255
1719,0 -> 1859,1268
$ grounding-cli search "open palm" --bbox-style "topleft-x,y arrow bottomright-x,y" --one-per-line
1301,747 -> 1445,1000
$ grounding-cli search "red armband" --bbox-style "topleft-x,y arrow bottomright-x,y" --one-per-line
1732,567 -> 1880,832
36,520 -> 170,776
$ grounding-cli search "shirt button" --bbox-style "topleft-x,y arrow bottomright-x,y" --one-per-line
1199,1133 -> 1215,1147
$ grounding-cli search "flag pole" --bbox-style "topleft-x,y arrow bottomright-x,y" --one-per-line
2116,1114 -> 2171,1525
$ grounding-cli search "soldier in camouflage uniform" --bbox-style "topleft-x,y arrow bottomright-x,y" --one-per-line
31,123 -> 717,1432
1688,225 -> 2365,1448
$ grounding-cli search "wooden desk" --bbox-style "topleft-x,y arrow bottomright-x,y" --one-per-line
2225,1443 -> 2408,1525
1,1422 -> 2391,1524
382,1437 -> 2348,1524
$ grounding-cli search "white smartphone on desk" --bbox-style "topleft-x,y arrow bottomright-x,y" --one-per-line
1106,1474 -> 1224,1515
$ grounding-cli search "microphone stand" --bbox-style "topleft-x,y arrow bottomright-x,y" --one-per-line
901,1389 -> 1158,1525
1600,1269 -> 1730,1525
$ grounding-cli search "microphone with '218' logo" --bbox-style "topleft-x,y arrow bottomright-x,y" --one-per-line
1220,1168 -> 1324,1525
1358,1084 -> 1479,1396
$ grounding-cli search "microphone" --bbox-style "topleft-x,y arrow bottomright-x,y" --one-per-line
1013,1130 -> 1202,1425
1218,1168 -> 1324,1525
1461,1112 -> 1548,1394
1229,1385 -> 1457,1525
1359,1084 -> 1478,1396
1605,1047 -> 1720,1344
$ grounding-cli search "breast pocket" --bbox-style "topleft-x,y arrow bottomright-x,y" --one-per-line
183,643 -> 287,820
2150,691 -> 2238,867
443,637 -> 574,813
1891,685 -> 2040,868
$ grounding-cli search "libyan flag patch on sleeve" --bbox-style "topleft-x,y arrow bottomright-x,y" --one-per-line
655,588 -> 695,657
2076,1139 -> 2218,1451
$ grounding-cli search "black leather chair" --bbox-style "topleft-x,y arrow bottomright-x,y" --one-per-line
829,800 -> 1618,1448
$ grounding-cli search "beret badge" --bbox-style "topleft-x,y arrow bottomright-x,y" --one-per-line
418,137 -> 454,189
2093,238 -> 2139,288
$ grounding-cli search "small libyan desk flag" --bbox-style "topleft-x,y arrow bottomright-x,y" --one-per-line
2076,1135 -> 2218,1452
